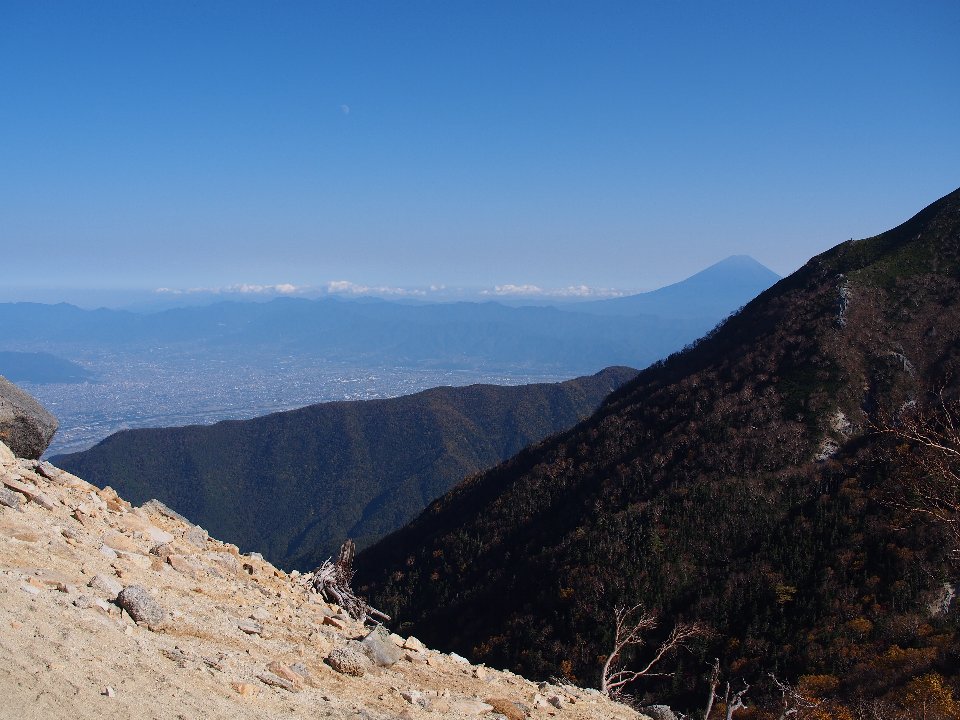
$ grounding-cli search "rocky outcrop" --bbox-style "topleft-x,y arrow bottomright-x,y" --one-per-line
0,438 -> 648,720
0,376 -> 58,459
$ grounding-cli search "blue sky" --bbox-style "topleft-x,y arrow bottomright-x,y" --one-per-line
1,1 -> 958,302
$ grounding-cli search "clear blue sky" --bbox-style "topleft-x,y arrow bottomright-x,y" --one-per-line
1,1 -> 958,299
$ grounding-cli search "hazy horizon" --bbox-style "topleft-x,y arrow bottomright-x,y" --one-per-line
2,2 -> 958,299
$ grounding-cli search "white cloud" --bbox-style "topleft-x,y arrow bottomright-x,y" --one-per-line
481,284 -> 629,299
323,280 -> 426,297
340,104 -> 350,115
153,283 -> 308,296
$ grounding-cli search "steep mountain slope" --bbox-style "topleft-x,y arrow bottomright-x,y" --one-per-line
355,188 -> 960,712
572,255 -> 780,318
54,366 -> 637,570
0,439 -> 644,720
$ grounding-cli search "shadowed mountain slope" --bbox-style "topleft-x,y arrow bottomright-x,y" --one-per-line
355,188 -> 960,711
54,366 -> 637,570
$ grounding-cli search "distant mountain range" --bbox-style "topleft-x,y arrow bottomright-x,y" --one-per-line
355,187 -> 960,712
574,254 -> 780,318
0,256 -> 779,375
0,351 -> 92,384
53,366 -> 638,569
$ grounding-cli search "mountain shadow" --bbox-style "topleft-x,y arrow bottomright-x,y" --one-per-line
355,187 -> 960,713
54,366 -> 637,570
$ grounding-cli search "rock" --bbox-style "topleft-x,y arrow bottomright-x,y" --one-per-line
32,492 -> 57,510
547,695 -> 564,709
101,531 -> 138,553
361,626 -> 402,667
116,584 -> 165,626
402,635 -> 426,652
99,545 -> 118,560
449,699 -> 494,715
257,670 -> 302,692
35,461 -> 64,481
267,660 -> 305,685
167,554 -> 204,577
184,525 -> 208,547
325,645 -> 371,677
102,686 -> 115,698
0,487 -> 22,510
88,573 -> 124,600
231,682 -> 258,698
486,698 -> 529,720
400,690 -> 431,710
473,665 -> 487,680
250,607 -> 273,622
644,705 -> 679,720
0,378 -> 58,459
140,499 -> 191,525
322,615 -> 346,630
238,619 -> 265,636
0,440 -> 15,466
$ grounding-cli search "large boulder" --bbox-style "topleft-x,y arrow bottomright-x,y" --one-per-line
0,376 -> 58,459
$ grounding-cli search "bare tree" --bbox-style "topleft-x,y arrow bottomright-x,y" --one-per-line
599,603 -> 704,698
769,674 -> 820,719
877,394 -> 960,556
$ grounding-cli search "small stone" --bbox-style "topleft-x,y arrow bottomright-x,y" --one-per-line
115,550 -> 151,569
34,461 -> 59,478
88,574 -> 124,600
31,492 -> 57,510
486,698 -> 529,720
450,699 -> 494,715
116,585 -> 165,626
0,487 -> 21,510
257,671 -> 301,692
250,607 -> 272,622
102,686 -> 115,698
402,635 -> 426,652
322,615 -> 346,630
184,525 -> 209,547
99,544 -> 118,560
325,645 -> 371,677
400,690 -> 431,710
473,665 -> 487,680
19,583 -> 41,595
547,695 -> 564,709
0,440 -> 16,466
2,475 -> 37,499
167,554 -> 203,577
231,682 -> 257,698
361,626 -> 402,667
102,531 -> 138,553
449,651 -> 470,664
238,619 -> 264,636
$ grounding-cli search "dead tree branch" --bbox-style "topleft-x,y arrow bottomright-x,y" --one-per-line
722,680 -> 750,720
599,603 -> 705,698
876,394 -> 960,555
769,674 -> 820,719
301,540 -> 390,624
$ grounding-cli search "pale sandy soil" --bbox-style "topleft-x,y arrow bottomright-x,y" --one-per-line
0,441 -> 646,720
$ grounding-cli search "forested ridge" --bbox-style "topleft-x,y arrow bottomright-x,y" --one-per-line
55,366 -> 637,570
355,187 -> 960,717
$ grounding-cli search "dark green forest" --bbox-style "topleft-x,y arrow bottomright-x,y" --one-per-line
55,366 -> 637,569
